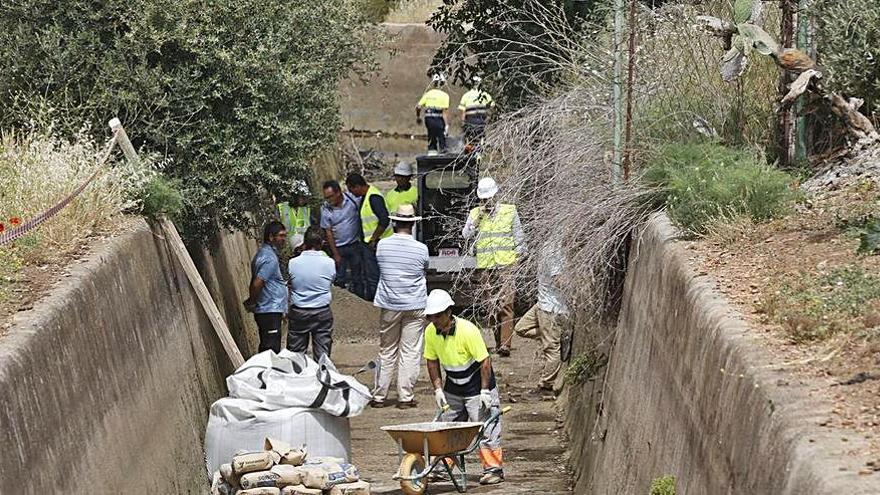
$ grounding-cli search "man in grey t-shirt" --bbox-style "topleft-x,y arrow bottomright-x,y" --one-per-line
370,204 -> 429,409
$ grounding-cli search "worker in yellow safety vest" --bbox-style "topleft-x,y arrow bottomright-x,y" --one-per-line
415,73 -> 450,155
345,172 -> 391,302
277,179 -> 314,253
385,161 -> 418,215
458,76 -> 494,146
461,177 -> 524,357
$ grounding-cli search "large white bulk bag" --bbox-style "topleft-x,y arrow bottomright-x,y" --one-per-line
226,350 -> 371,417
204,398 -> 351,475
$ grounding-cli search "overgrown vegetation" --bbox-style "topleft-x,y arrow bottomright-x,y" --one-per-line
643,143 -> 797,236
650,475 -> 677,495
0,130 -> 161,296
0,0 -> 377,244
812,0 -> 880,123
565,350 -> 608,385
385,0 -> 443,23
758,266 -> 880,343
428,0 -> 607,107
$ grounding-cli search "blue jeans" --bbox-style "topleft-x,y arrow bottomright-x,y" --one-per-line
337,242 -> 365,300
362,242 -> 379,302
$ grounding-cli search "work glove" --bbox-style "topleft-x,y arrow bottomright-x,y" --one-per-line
434,388 -> 448,409
480,389 -> 493,410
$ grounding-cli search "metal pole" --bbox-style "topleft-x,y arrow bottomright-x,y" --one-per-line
795,0 -> 810,163
611,0 -> 625,182
622,0 -> 638,181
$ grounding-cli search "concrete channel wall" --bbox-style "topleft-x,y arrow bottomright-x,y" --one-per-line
564,214 -> 880,494
0,219 -> 257,493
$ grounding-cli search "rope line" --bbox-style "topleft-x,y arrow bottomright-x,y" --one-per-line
0,132 -> 120,247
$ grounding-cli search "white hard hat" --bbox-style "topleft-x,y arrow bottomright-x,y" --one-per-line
293,179 -> 310,196
431,73 -> 447,84
425,289 -> 455,315
393,161 -> 413,176
476,177 -> 499,199
471,75 -> 482,85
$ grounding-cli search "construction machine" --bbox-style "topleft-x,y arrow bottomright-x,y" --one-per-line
415,152 -> 479,306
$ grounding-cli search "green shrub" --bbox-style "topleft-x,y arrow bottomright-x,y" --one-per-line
642,143 -> 797,236
812,0 -> 880,121
0,0 -> 377,244
138,176 -> 184,220
650,475 -> 676,495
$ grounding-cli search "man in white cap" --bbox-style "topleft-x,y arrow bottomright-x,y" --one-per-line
370,204 -> 428,409
423,289 -> 505,485
277,179 -> 314,237
385,161 -> 418,216
461,177 -> 524,357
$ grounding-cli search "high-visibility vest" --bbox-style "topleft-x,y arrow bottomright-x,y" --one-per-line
458,89 -> 494,116
277,203 -> 310,235
469,204 -> 518,269
385,187 -> 418,216
361,185 -> 392,241
418,89 -> 450,112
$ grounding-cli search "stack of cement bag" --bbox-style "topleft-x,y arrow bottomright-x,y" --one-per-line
211,438 -> 371,495
205,350 -> 372,475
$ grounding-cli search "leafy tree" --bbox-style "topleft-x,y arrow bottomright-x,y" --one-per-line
428,0 -> 606,108
0,0 -> 376,242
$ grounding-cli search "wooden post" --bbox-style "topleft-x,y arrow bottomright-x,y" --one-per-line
107,118 -> 245,368
160,219 -> 246,368
622,0 -> 638,181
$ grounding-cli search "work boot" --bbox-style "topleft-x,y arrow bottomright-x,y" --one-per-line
369,400 -> 388,408
497,346 -> 511,357
479,471 -> 504,485
396,400 -> 418,409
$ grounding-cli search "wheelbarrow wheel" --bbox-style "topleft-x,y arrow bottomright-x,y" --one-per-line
399,453 -> 427,495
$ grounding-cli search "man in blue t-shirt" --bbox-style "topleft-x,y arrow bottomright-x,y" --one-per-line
287,226 -> 337,361
244,221 -> 289,353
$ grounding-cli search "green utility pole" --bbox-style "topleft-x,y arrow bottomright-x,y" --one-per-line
611,0 -> 625,183
795,0 -> 810,163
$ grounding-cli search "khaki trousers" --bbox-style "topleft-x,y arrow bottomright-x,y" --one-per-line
373,308 -> 425,403
477,269 -> 515,351
514,304 -> 562,389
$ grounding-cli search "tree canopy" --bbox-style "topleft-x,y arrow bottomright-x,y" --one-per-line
0,0 -> 376,241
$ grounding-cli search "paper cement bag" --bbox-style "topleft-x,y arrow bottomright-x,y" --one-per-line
219,463 -> 240,489
240,465 -> 303,489
303,456 -> 345,466
265,437 -> 308,466
233,451 -> 281,475
301,462 -> 359,490
280,486 -> 322,495
238,488 -> 281,495
327,480 -> 372,495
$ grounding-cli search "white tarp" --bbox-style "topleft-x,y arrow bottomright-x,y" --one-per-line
204,351 -> 371,475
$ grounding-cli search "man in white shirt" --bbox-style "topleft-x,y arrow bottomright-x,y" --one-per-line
370,204 -> 429,408
288,226 -> 337,361
514,239 -> 567,394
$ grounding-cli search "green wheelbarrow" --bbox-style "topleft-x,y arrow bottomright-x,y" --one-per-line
380,406 -> 511,494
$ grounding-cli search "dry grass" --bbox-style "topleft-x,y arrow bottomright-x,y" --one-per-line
0,129 -> 157,300
385,0 -> 442,23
